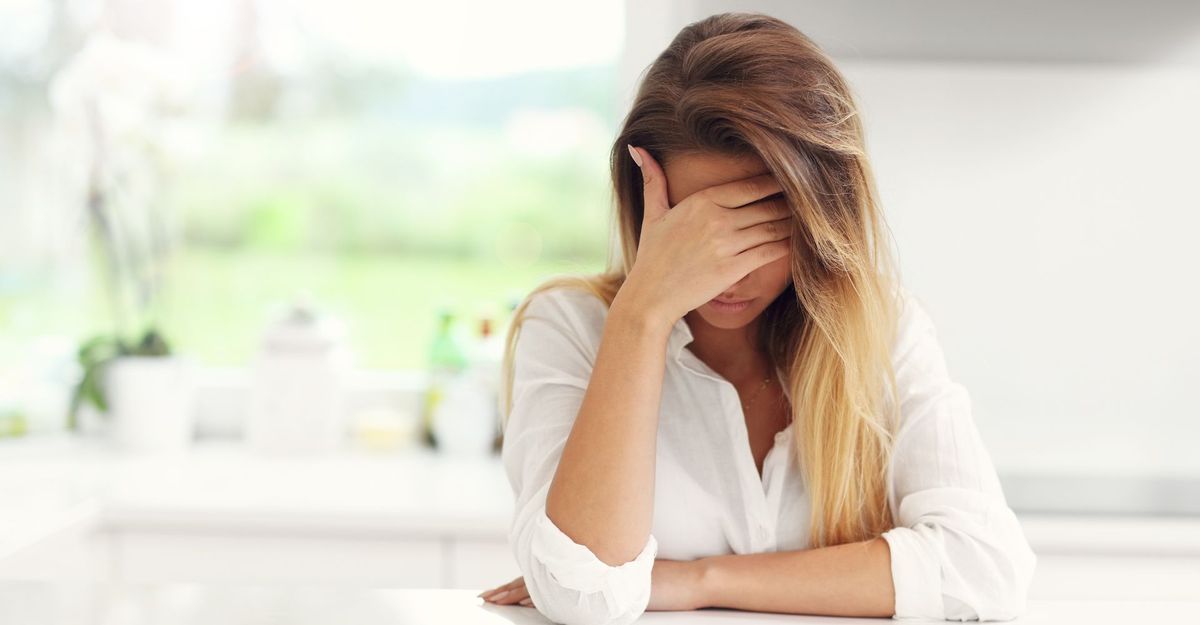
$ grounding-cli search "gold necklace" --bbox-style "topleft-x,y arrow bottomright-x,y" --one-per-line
740,376 -> 773,413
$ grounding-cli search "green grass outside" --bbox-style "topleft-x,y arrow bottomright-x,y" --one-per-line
0,249 -> 608,370
167,249 -> 607,368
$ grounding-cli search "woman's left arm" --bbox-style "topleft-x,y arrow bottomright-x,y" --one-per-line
691,411 -> 1036,622
678,538 -> 895,616
693,293 -> 1037,621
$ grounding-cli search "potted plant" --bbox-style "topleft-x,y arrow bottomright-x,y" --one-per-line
70,328 -> 192,451
53,30 -> 194,451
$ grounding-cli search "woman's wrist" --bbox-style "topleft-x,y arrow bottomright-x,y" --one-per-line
609,280 -> 678,338
692,556 -> 722,609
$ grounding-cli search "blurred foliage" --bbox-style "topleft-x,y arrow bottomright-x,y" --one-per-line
176,119 -> 613,262
3,59 -> 620,369
162,249 -> 605,368
0,250 -> 606,369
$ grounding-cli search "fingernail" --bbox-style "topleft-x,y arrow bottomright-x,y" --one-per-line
627,144 -> 643,168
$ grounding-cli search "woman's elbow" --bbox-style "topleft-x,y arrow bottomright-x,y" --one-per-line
952,541 -> 1038,622
523,569 -> 651,625
510,507 -> 657,625
993,542 -> 1037,620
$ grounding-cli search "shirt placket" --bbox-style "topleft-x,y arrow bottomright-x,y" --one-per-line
761,429 -> 790,547
676,349 -> 778,554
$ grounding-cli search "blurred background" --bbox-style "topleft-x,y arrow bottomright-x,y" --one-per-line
1,0 -> 1198,614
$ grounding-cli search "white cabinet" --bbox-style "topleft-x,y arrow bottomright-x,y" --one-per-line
0,437 -> 519,589
1030,554 -> 1200,602
447,538 -> 521,589
1022,516 -> 1200,602
110,531 -> 448,586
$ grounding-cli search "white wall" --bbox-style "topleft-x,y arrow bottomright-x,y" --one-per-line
843,60 -> 1200,481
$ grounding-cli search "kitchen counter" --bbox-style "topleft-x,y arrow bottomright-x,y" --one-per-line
1,586 -> 1197,624
0,434 -> 512,543
3,434 -> 1200,601
0,435 -> 518,587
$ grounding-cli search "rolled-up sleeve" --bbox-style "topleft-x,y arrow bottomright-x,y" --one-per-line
501,289 -> 658,625
880,293 -> 1038,622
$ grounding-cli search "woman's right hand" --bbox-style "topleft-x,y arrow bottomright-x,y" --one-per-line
619,144 -> 793,326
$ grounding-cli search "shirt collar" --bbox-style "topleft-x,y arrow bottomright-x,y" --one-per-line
667,315 -> 695,361
668,314 -> 794,405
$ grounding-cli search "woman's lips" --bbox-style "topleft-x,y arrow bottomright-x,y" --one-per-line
708,296 -> 754,312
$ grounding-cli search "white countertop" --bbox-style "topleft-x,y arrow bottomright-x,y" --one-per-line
4,433 -> 1200,609
0,435 -> 513,562
0,586 -> 1196,624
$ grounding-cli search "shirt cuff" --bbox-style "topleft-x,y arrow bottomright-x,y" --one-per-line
530,508 -> 658,617
881,524 -> 946,620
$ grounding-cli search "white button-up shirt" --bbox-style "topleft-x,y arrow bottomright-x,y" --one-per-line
502,285 -> 1037,625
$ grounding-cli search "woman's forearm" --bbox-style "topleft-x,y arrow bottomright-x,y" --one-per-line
543,288 -> 674,566
697,537 -> 896,618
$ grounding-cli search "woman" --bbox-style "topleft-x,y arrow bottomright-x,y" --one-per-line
479,12 -> 1036,625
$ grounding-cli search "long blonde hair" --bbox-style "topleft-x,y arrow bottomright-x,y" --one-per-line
499,12 -> 903,549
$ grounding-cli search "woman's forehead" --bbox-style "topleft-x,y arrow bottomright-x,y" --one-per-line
663,151 -> 770,208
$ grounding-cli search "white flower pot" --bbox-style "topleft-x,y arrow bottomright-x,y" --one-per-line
105,355 -> 195,453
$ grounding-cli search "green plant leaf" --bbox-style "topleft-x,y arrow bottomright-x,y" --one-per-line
136,327 -> 171,356
68,333 -> 121,430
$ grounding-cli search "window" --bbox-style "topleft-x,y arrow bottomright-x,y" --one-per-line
0,0 -> 623,383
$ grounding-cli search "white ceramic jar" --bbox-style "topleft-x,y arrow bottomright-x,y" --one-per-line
246,301 -> 350,455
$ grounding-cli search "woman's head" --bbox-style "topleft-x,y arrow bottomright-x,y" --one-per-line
502,12 -> 904,549
612,12 -> 891,305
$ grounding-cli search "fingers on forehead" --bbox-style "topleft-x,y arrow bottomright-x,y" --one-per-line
743,193 -> 791,217
711,174 -> 783,208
